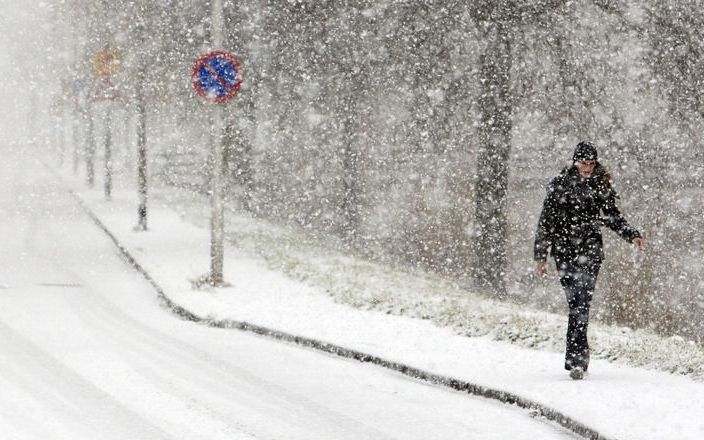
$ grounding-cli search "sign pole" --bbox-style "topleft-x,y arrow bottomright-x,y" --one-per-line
190,33 -> 242,287
210,104 -> 225,284
91,49 -> 121,198
212,0 -> 224,49
209,0 -> 226,285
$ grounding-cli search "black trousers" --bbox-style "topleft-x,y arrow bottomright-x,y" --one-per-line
557,259 -> 601,371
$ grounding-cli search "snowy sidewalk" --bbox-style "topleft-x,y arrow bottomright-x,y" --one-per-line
66,177 -> 703,440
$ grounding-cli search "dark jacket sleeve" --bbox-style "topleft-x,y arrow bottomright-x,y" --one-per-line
534,179 -> 558,261
600,188 -> 641,242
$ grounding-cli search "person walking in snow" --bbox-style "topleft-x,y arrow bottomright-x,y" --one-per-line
534,141 -> 646,380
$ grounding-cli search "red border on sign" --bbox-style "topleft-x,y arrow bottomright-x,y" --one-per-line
191,50 -> 243,104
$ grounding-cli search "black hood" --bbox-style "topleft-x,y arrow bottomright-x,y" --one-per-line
573,141 -> 598,162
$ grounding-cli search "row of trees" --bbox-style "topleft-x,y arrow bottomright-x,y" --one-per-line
50,1 -> 704,341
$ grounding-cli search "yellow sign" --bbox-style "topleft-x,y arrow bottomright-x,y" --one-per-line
93,49 -> 122,77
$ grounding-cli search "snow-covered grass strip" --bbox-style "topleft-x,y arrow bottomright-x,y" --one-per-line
155,185 -> 704,381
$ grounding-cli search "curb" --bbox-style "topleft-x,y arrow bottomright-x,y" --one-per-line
70,189 -> 614,440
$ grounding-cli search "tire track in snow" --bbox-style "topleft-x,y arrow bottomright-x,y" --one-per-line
0,319 -> 175,440
68,289 -> 395,440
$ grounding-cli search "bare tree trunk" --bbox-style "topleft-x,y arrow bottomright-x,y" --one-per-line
72,104 -> 81,174
86,99 -> 96,187
104,104 -> 113,200
472,21 -> 513,296
341,99 -> 361,248
135,64 -> 148,231
223,112 -> 254,212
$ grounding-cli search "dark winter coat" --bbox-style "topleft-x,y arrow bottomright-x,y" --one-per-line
534,163 -> 641,266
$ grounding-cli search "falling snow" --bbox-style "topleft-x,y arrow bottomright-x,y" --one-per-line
2,0 -> 704,438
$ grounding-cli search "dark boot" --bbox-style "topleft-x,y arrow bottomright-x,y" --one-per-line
565,349 -> 590,372
569,366 -> 585,380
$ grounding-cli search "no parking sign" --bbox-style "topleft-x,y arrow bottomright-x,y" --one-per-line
191,51 -> 243,103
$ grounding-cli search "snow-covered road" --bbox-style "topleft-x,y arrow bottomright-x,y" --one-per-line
0,146 -> 578,439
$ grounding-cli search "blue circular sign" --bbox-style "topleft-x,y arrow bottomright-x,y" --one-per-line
192,51 -> 243,103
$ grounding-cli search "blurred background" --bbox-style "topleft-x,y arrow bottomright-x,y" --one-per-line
3,0 -> 703,342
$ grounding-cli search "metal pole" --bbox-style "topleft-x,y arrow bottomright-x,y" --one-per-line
208,0 -> 226,285
210,105 -> 225,284
212,0 -> 224,48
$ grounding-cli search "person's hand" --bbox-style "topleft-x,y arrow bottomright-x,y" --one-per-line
536,260 -> 548,277
633,237 -> 646,251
